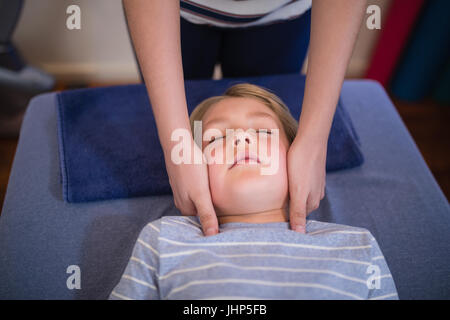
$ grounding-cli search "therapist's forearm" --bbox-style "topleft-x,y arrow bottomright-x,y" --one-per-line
299,0 -> 366,144
123,0 -> 190,155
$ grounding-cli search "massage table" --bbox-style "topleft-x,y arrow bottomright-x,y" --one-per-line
0,78 -> 449,299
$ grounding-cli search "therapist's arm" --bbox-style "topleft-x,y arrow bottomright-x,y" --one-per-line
123,0 -> 219,236
288,0 -> 366,233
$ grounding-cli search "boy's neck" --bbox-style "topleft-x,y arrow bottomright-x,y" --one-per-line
218,207 -> 288,225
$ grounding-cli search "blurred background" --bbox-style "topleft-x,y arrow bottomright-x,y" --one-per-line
1,0 -> 449,209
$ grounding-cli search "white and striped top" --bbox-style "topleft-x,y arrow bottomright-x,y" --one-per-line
109,216 -> 398,300
180,0 -> 312,28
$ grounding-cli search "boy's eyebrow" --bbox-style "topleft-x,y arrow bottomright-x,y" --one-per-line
203,111 -> 276,128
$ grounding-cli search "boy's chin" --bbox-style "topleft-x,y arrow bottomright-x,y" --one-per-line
227,171 -> 286,193
226,167 -> 274,183
226,163 -> 282,178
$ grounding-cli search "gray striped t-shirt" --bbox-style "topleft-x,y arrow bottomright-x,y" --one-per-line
109,216 -> 398,300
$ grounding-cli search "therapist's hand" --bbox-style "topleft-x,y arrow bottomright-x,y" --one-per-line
287,133 -> 326,233
164,138 -> 219,237
283,0 -> 365,234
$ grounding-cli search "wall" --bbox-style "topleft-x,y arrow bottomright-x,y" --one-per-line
13,0 -> 140,84
13,0 -> 391,84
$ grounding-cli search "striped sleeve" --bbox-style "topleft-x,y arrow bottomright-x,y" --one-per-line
109,219 -> 161,300
366,235 -> 399,300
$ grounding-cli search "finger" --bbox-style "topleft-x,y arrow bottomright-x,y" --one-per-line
321,185 -> 325,200
174,192 -> 196,216
181,200 -> 197,216
306,193 -> 320,215
289,195 -> 307,234
193,194 -> 219,237
173,196 -> 179,211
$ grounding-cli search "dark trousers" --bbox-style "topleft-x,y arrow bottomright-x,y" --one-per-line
129,9 -> 311,81
180,9 -> 311,79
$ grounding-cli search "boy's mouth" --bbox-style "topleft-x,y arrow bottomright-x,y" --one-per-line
229,151 -> 261,169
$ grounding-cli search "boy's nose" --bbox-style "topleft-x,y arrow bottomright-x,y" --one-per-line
234,136 -> 251,146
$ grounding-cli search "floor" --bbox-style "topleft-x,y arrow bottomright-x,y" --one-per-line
0,86 -> 449,213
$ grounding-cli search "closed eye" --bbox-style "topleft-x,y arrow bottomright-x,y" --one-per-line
208,136 -> 224,145
207,130 -> 272,145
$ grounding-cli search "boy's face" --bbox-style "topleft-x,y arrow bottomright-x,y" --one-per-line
201,97 -> 290,217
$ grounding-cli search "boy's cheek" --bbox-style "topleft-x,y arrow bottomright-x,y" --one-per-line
207,164 -> 227,207
259,135 -> 286,156
260,139 -> 287,167
203,143 -> 231,165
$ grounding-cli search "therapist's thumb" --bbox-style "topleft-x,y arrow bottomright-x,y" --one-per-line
193,194 -> 219,236
289,197 -> 306,234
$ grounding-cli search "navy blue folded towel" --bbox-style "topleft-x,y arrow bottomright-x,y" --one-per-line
57,73 -> 364,203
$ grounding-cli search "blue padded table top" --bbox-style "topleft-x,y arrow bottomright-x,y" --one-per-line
1,79 -> 449,299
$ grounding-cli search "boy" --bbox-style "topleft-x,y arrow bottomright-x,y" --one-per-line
109,84 -> 398,300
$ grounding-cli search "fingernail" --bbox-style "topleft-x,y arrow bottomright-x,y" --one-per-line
205,228 -> 217,236
294,225 -> 306,234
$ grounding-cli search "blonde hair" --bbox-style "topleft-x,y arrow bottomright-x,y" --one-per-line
189,83 -> 298,145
